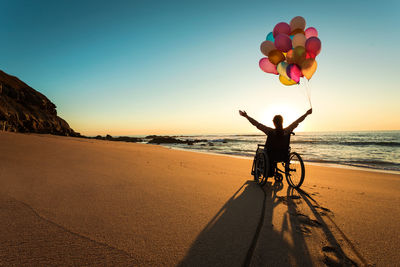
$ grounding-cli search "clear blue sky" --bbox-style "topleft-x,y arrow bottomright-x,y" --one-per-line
1,0 -> 399,135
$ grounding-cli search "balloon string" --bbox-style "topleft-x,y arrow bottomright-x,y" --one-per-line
304,78 -> 312,108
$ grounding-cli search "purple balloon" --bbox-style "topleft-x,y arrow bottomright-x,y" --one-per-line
286,64 -> 301,83
305,27 -> 318,39
259,57 -> 278,75
305,37 -> 321,56
273,22 -> 291,37
274,34 -> 292,52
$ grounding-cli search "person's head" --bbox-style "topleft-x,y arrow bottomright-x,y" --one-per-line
273,115 -> 283,129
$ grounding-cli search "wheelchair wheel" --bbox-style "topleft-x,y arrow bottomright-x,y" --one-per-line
285,152 -> 305,188
254,152 -> 269,186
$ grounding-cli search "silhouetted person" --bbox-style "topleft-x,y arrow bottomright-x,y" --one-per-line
239,108 -> 312,175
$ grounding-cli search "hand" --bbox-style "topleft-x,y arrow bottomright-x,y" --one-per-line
239,110 -> 247,117
306,108 -> 312,115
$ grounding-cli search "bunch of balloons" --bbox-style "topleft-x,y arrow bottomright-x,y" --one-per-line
259,16 -> 321,86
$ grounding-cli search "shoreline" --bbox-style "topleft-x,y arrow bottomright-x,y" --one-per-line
165,145 -> 400,175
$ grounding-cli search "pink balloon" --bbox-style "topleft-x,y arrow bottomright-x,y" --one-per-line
305,27 -> 318,39
286,64 -> 302,83
259,57 -> 278,75
274,34 -> 292,52
305,37 -> 321,57
273,22 -> 291,37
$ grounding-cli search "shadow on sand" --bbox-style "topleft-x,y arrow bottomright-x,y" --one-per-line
178,180 -> 363,267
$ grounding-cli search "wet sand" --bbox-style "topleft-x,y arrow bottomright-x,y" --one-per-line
0,131 -> 399,266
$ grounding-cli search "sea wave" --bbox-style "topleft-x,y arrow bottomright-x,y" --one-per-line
203,138 -> 400,147
291,140 -> 400,147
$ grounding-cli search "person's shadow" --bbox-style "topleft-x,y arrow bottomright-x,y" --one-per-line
177,180 -> 284,267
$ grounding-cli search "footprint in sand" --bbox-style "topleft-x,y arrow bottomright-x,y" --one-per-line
296,213 -> 322,227
321,246 -> 358,267
296,225 -> 312,235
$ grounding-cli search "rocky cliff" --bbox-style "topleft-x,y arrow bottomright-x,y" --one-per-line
0,70 -> 78,136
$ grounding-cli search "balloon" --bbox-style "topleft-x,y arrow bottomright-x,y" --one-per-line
286,49 -> 295,64
260,40 -> 276,56
291,29 -> 305,35
293,46 -> 307,65
273,22 -> 291,37
301,58 -> 318,79
292,33 -> 306,47
259,18 -> 321,84
305,27 -> 318,39
266,32 -> 275,42
306,51 -> 316,59
286,64 -> 302,83
259,57 -> 278,74
305,37 -> 321,57
290,16 -> 306,31
274,34 -> 292,52
279,75 -> 297,86
277,62 -> 289,78
268,50 -> 285,65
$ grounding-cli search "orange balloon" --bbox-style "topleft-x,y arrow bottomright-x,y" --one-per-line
286,49 -> 295,64
290,16 -> 306,31
301,58 -> 318,79
268,50 -> 285,65
290,29 -> 305,35
260,41 -> 276,57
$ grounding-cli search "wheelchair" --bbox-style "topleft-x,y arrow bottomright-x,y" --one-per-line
251,132 -> 305,188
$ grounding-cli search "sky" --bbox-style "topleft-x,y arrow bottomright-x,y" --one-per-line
0,0 -> 399,135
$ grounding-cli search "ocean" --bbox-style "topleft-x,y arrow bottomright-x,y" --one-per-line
147,131 -> 400,173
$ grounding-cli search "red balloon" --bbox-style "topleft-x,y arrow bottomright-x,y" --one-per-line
305,37 -> 321,57
259,57 -> 278,75
274,34 -> 292,52
273,22 -> 291,37
286,64 -> 302,83
306,51 -> 316,59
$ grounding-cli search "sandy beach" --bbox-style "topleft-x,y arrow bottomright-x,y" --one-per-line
0,131 -> 399,266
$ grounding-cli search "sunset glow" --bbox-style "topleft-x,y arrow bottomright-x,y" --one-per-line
0,1 -> 399,135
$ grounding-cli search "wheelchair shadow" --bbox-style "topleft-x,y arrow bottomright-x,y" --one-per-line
247,181 -> 315,267
178,180 -> 314,266
178,177 -> 365,266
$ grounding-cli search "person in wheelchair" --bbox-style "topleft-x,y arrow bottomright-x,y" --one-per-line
239,108 -> 312,178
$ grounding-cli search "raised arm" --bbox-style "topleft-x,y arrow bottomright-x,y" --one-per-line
239,110 -> 273,134
287,108 -> 312,131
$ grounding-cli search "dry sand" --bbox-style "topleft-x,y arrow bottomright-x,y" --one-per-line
0,131 -> 399,266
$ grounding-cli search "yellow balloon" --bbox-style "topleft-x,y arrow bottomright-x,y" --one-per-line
279,74 -> 297,86
301,59 -> 318,80
277,62 -> 288,76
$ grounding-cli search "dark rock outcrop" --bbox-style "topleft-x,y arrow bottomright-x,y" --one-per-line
0,70 -> 78,136
148,136 -> 185,144
147,136 -> 207,145
89,135 -> 143,143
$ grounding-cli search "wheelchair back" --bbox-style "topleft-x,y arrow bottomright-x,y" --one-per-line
265,130 -> 292,162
